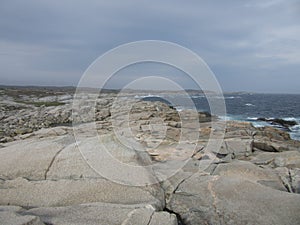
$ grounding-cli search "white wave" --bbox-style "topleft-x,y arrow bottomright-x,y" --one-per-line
291,125 -> 300,131
135,94 -> 162,98
290,125 -> 300,141
175,106 -> 185,112
213,96 -> 241,99
264,117 -> 275,120
247,117 -> 258,120
290,133 -> 300,141
218,115 -> 236,121
251,122 -> 266,128
191,95 -> 205,99
282,117 -> 297,121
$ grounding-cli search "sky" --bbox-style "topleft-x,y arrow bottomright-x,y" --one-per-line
0,0 -> 300,93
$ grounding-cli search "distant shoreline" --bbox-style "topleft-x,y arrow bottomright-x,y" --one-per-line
1,84 -> 300,95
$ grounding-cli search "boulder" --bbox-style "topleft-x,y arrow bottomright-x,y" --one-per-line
251,151 -> 300,168
255,126 -> 291,141
222,138 -> 253,158
253,140 -> 289,152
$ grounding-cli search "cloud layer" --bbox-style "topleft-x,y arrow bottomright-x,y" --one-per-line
0,0 -> 299,93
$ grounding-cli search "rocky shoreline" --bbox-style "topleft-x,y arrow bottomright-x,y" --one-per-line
256,117 -> 298,131
0,87 -> 300,224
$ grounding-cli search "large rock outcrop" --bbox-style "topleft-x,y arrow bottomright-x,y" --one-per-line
0,94 -> 300,224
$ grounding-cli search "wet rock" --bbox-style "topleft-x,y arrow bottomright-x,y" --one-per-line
257,118 -> 298,128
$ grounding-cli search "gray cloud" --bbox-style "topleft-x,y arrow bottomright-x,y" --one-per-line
0,0 -> 299,93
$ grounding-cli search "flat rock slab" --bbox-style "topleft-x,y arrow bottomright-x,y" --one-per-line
0,133 -> 165,209
251,151 -> 300,168
0,178 -> 164,209
0,211 -> 44,225
213,160 -> 286,191
0,206 -> 24,212
213,138 -> 253,157
167,174 -> 300,225
0,137 -> 66,180
46,141 -> 101,180
23,203 -> 177,225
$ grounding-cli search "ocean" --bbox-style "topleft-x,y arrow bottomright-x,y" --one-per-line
140,93 -> 300,141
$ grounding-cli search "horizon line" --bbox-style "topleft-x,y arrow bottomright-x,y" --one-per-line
0,84 -> 299,95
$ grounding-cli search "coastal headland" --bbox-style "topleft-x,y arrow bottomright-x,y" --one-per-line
0,86 -> 300,225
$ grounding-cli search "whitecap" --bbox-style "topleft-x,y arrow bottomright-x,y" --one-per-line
282,117 -> 297,121
247,117 -> 258,121
264,117 -> 275,120
224,96 -> 242,99
138,94 -> 162,98
251,122 -> 267,128
191,95 -> 205,99
218,115 -> 236,121
290,125 -> 300,131
175,106 -> 185,112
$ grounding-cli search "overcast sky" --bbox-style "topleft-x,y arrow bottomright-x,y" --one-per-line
0,0 -> 300,93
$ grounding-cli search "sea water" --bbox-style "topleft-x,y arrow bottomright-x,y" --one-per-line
141,93 -> 300,141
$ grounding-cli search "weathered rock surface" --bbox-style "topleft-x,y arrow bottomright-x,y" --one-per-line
0,206 -> 45,225
0,131 -> 165,209
167,174 -> 300,225
0,211 -> 45,225
1,88 -> 300,224
0,203 -> 177,225
23,203 -> 177,225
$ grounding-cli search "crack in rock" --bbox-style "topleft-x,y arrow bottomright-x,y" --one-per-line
191,146 -> 204,158
146,210 -> 155,225
44,146 -> 66,180
288,169 -> 295,193
173,174 -> 194,194
209,163 -> 219,175
207,176 -> 223,223
163,207 -> 185,225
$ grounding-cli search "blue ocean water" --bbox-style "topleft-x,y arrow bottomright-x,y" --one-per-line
141,93 -> 300,141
